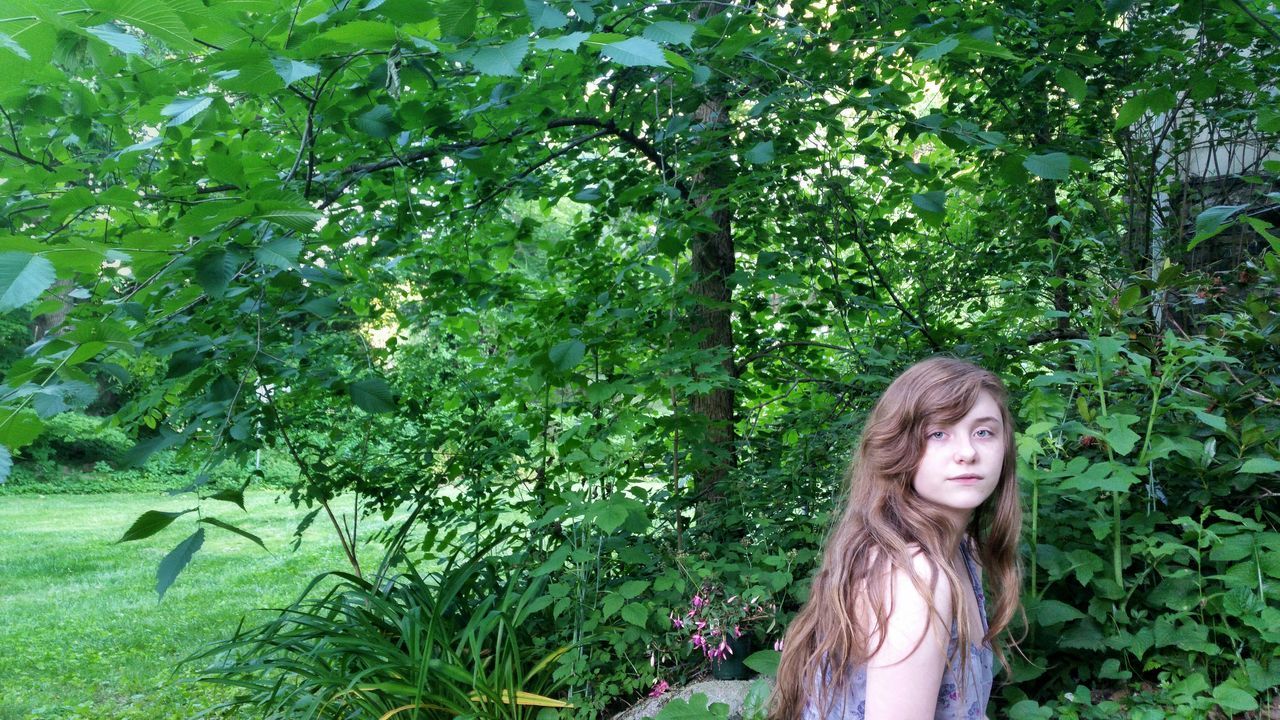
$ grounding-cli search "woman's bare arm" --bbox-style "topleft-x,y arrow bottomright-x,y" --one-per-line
862,553 -> 953,720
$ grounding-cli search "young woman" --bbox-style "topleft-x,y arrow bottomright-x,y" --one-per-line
770,356 -> 1023,720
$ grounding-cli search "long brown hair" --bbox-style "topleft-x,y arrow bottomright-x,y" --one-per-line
770,356 -> 1023,720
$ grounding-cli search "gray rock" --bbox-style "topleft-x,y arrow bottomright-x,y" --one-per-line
612,678 -> 776,720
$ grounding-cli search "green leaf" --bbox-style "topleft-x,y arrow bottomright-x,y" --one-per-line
601,592 -> 624,618
1241,457 -> 1280,474
0,252 -> 56,311
437,0 -> 477,38
1188,204 -> 1248,251
315,20 -> 399,47
117,508 -> 195,543
620,603 -> 648,627
0,444 -> 11,484
156,528 -> 204,600
354,104 -> 396,138
744,140 -> 774,165
161,96 -> 213,127
467,38 -> 528,77
208,488 -> 246,510
196,249 -> 237,298
1023,152 -> 1070,181
349,377 -> 396,413
271,58 -> 320,86
89,0 -> 198,51
1036,599 -> 1086,626
1114,95 -> 1147,130
1212,683 -> 1258,712
524,0 -> 568,30
593,502 -> 628,534
642,21 -> 695,47
655,694 -> 730,720
85,24 -> 144,55
0,31 -> 30,60
199,517 -> 267,550
1055,68 -> 1086,102
916,37 -> 959,61
1195,410 -> 1228,432
743,649 -> 781,676
599,37 -> 669,68
534,32 -> 589,51
255,205 -> 322,232
255,237 -> 302,270
618,580 -> 649,599
911,190 -> 946,215
122,428 -> 185,467
549,339 -> 586,371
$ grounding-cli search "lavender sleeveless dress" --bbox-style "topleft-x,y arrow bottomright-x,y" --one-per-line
803,542 -> 994,719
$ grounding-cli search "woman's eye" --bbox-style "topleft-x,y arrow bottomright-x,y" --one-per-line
976,429 -> 994,438
928,431 -> 946,440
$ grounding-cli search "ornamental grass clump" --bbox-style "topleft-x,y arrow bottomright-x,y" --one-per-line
187,535 -> 573,720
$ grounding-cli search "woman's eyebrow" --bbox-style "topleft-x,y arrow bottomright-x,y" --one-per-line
968,416 -> 1003,425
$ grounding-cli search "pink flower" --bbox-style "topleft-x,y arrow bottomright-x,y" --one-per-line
691,594 -> 705,609
670,613 -> 685,629
691,633 -> 705,650
773,639 -> 784,652
733,625 -> 742,638
649,680 -> 670,697
695,620 -> 706,631
717,638 -> 731,656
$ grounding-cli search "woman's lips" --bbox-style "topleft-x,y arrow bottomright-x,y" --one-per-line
949,475 -> 983,484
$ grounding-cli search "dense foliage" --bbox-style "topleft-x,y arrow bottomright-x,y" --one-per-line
1,0 -> 1277,717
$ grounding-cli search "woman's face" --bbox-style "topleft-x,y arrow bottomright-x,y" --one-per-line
911,390 -> 1006,532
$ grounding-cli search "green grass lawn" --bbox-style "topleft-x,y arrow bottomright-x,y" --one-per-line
0,491 -> 396,719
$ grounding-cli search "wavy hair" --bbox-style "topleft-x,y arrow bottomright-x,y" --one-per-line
770,356 -> 1023,720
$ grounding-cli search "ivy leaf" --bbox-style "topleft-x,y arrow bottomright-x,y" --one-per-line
467,38 -> 528,76
0,252 -> 56,311
744,140 -> 774,165
618,580 -> 649,598
549,339 -> 586,371
122,427 -> 185,467
85,24 -> 144,55
161,96 -> 213,127
1023,152 -> 1070,181
199,517 -> 267,550
642,21 -> 695,47
525,0 -> 568,30
535,32 -> 589,52
117,508 -> 196,543
599,37 -> 669,68
271,58 -> 321,86
156,528 -> 204,600
349,377 -> 396,413
916,36 -> 959,61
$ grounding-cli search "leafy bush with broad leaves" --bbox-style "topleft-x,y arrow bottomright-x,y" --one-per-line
1001,261 -> 1280,718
